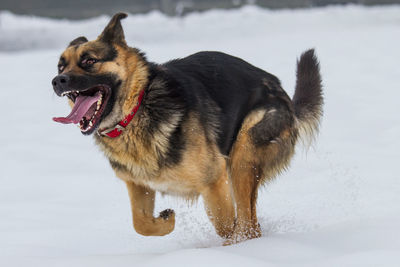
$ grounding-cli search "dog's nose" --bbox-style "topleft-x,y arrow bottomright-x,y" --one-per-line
52,74 -> 70,96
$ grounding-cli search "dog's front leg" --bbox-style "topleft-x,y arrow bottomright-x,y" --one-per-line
125,181 -> 175,236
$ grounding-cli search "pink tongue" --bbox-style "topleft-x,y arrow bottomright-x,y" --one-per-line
53,93 -> 101,124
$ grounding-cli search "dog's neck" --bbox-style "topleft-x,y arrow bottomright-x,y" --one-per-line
121,51 -> 149,115
97,49 -> 150,136
97,89 -> 145,138
94,60 -> 185,176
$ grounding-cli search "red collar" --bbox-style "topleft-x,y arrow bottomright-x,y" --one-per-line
98,90 -> 145,138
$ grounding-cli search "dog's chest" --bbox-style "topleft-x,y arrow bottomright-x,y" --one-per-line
95,135 -> 203,197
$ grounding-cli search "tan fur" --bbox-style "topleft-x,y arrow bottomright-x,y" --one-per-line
202,160 -> 235,238
101,113 -> 222,196
101,110 -> 234,236
63,42 -> 299,243
225,109 -> 297,244
98,45 -> 149,130
124,179 -> 175,236
58,15 -> 305,244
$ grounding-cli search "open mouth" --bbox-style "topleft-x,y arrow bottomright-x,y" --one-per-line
53,85 -> 111,134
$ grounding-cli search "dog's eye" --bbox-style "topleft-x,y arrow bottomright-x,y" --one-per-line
58,65 -> 65,73
81,58 -> 97,66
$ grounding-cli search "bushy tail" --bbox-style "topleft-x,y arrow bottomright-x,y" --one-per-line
292,49 -> 323,145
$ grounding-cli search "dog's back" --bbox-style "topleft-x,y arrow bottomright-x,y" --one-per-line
156,50 -> 322,156
159,51 -> 296,156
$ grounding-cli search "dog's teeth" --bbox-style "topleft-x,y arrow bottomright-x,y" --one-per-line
96,100 -> 102,111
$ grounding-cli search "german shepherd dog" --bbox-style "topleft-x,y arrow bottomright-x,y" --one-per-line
52,13 -> 323,245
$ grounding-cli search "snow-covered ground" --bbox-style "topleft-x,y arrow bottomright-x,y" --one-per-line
1,5 -> 400,266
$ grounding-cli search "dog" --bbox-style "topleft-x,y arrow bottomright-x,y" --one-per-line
52,13 -> 323,245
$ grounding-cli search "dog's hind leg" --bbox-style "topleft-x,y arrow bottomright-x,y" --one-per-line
227,148 -> 262,244
225,110 -> 266,244
125,181 -> 175,236
226,107 -> 297,245
202,159 -> 235,239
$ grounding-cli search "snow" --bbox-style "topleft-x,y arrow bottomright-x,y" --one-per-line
1,4 -> 400,266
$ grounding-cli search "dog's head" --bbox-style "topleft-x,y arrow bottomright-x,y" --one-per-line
52,13 -> 148,135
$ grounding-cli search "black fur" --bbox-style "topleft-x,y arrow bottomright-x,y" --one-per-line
69,36 -> 88,47
250,106 -> 294,146
64,73 -> 120,94
109,159 -> 128,173
146,51 -> 293,156
100,46 -> 118,62
98,13 -> 128,45
292,49 -> 323,128
159,209 -> 174,220
140,66 -> 187,167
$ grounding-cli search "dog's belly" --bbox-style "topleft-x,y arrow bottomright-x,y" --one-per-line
142,178 -> 199,197
133,161 -> 210,198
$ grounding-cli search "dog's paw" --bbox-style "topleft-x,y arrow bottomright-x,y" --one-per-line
159,209 -> 174,220
223,223 -> 262,246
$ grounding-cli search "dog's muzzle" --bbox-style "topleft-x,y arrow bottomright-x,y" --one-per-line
52,74 -> 70,96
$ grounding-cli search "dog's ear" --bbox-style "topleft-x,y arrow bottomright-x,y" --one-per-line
98,12 -> 127,46
68,36 -> 88,47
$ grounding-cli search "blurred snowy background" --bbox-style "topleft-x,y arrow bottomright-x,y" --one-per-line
1,0 -> 400,18
1,1 -> 400,266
